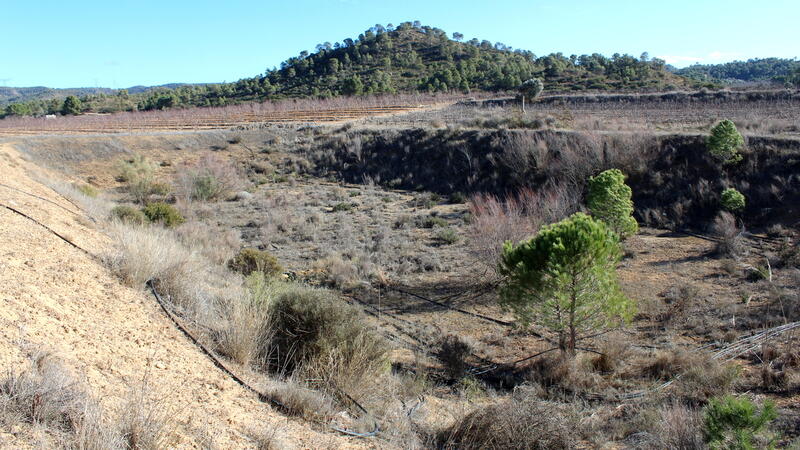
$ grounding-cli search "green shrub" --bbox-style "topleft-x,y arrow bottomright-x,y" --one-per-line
228,248 -> 283,277
587,169 -> 638,239
331,202 -> 355,212
115,155 -> 161,203
116,155 -> 155,183
436,227 -> 460,245
418,215 -> 448,229
708,119 -> 744,164
703,395 -> 776,449
141,202 -> 185,228
449,192 -> 467,204
110,205 -> 147,225
265,281 -> 388,391
75,184 -> 99,198
721,188 -> 746,213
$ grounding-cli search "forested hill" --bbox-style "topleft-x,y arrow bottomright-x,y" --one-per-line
674,58 -> 800,85
262,22 -> 688,96
3,21 -> 691,118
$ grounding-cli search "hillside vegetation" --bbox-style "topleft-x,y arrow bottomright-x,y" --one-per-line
2,21 -> 690,119
675,57 -> 800,85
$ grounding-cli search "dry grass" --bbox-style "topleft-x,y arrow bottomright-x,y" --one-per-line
174,154 -> 245,202
655,402 -> 705,450
0,351 -> 123,448
467,184 -> 578,275
106,222 -> 219,313
439,390 -> 577,449
118,380 -> 179,449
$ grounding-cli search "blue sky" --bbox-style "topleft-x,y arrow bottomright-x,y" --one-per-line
2,0 -> 797,88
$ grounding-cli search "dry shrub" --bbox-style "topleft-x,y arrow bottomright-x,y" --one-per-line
437,335 -> 472,379
655,402 -> 705,450
106,222 -> 222,315
758,342 -> 800,391
524,353 -> 603,395
592,336 -> 631,374
440,392 -> 576,449
245,422 -> 287,450
42,177 -> 113,221
228,248 -> 283,277
174,220 -> 241,265
175,154 -> 244,202
637,350 -> 703,381
0,352 -> 123,448
635,350 -> 738,404
312,254 -> 362,289
712,211 -> 744,257
467,183 -> 578,275
118,381 -> 178,449
212,275 -> 273,367
264,280 -> 389,394
268,378 -> 336,423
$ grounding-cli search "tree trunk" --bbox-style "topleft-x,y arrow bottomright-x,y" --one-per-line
521,96 -> 526,113
568,278 -> 577,355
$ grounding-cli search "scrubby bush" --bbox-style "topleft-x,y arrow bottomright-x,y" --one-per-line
417,215 -> 448,229
228,248 -> 283,277
116,155 -> 158,204
587,169 -> 638,239
708,119 -> 744,164
332,201 -> 355,212
713,211 -> 744,257
703,395 -> 776,449
76,184 -> 99,197
0,352 -> 123,448
110,205 -> 147,225
266,281 -> 388,391
435,227 -> 460,245
500,213 -> 635,354
141,202 -> 185,228
440,393 -> 575,449
176,154 -> 242,201
437,335 -> 472,379
721,188 -> 746,213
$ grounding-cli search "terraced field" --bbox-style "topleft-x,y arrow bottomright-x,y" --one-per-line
0,104 -> 437,135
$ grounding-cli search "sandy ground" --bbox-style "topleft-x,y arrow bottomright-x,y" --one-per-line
0,143 -> 367,449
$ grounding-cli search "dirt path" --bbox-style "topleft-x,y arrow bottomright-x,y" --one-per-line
0,144 -> 365,448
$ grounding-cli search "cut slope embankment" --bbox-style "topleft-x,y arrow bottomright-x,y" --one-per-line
0,144 -> 359,448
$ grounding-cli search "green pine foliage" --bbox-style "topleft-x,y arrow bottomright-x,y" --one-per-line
703,395 -> 777,449
708,120 -> 745,164
499,212 -> 635,354
1,22 -> 689,118
587,169 -> 638,239
519,78 -> 544,101
60,95 -> 82,115
721,188 -> 746,213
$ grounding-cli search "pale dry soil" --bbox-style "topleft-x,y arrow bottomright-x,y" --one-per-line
0,144 -> 367,449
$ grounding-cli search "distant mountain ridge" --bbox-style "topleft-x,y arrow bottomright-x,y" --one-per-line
0,83 -> 213,106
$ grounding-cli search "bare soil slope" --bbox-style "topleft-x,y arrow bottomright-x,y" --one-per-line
0,144 -> 359,448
